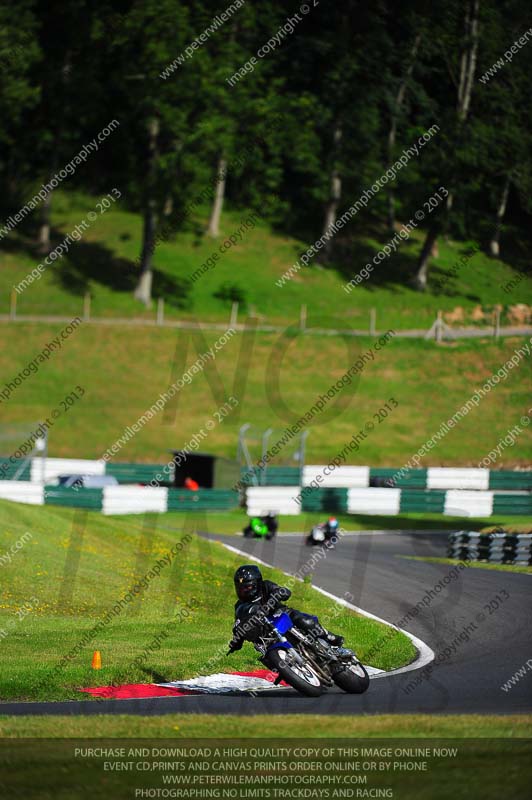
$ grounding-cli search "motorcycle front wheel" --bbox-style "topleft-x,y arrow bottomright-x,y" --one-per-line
266,648 -> 323,697
333,661 -> 370,694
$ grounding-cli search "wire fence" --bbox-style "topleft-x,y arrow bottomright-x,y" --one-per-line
2,292 -> 531,339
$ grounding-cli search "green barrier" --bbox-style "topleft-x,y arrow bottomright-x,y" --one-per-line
105,462 -> 168,484
263,466 -> 301,486
239,466 -> 301,486
399,489 -> 446,513
167,488 -> 239,511
0,459 -> 32,481
44,486 -> 103,509
488,470 -> 532,490
370,467 -> 428,488
301,487 -> 348,513
492,494 -> 532,515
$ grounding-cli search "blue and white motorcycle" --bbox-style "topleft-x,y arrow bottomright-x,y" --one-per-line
230,607 -> 369,697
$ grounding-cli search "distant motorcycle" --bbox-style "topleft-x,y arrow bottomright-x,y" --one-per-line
306,517 -> 339,547
228,607 -> 369,697
307,524 -> 327,546
243,513 -> 278,540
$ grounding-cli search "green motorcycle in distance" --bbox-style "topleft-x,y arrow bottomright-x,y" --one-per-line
243,513 -> 278,540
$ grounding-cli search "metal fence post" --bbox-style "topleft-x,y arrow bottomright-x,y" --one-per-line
494,307 -> 500,339
157,297 -> 164,326
83,292 -> 91,322
369,308 -> 376,336
230,301 -> 238,328
436,310 -> 443,342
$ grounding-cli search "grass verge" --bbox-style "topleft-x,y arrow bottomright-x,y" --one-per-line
0,323 -> 531,465
155,511 -> 532,536
400,555 -> 532,575
1,713 -> 531,738
0,500 -> 414,702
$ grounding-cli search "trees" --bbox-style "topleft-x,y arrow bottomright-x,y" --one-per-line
386,31 -> 422,236
413,0 -> 480,291
474,0 -> 532,258
0,0 -> 530,300
98,0 -> 193,307
411,0 -> 531,286
0,1 -> 40,218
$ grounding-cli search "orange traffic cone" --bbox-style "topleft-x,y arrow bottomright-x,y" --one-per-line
91,650 -> 102,670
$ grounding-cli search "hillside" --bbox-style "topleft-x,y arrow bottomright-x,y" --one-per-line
1,193 -> 530,467
1,321 -> 530,466
1,191 -> 531,332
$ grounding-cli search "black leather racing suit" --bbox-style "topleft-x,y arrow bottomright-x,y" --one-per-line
230,580 -> 331,650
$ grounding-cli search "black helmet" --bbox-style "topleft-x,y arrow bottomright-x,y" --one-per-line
234,564 -> 263,602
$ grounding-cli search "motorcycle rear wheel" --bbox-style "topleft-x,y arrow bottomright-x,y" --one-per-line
266,649 -> 323,697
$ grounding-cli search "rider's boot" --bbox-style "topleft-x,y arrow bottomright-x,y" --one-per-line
323,628 -> 344,647
311,620 -> 344,647
292,612 -> 344,647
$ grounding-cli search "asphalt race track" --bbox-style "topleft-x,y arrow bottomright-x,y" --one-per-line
2,530 -> 531,716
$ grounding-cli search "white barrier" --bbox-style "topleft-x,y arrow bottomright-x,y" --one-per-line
246,486 -> 300,516
444,490 -> 493,517
347,488 -> 401,515
102,486 -> 168,515
427,467 -> 489,491
0,481 -> 44,505
31,457 -> 105,484
303,465 -> 370,488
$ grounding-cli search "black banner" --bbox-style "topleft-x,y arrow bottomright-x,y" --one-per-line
1,738 -> 531,799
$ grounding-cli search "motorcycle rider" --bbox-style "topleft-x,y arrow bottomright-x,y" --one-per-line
243,512 -> 278,539
324,517 -> 339,541
228,564 -> 344,652
308,516 -> 339,546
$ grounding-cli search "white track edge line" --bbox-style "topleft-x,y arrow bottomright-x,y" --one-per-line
218,541 -> 435,679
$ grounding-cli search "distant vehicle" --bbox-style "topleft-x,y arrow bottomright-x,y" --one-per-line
306,517 -> 339,547
56,474 -> 119,489
307,524 -> 327,546
243,513 -> 278,540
